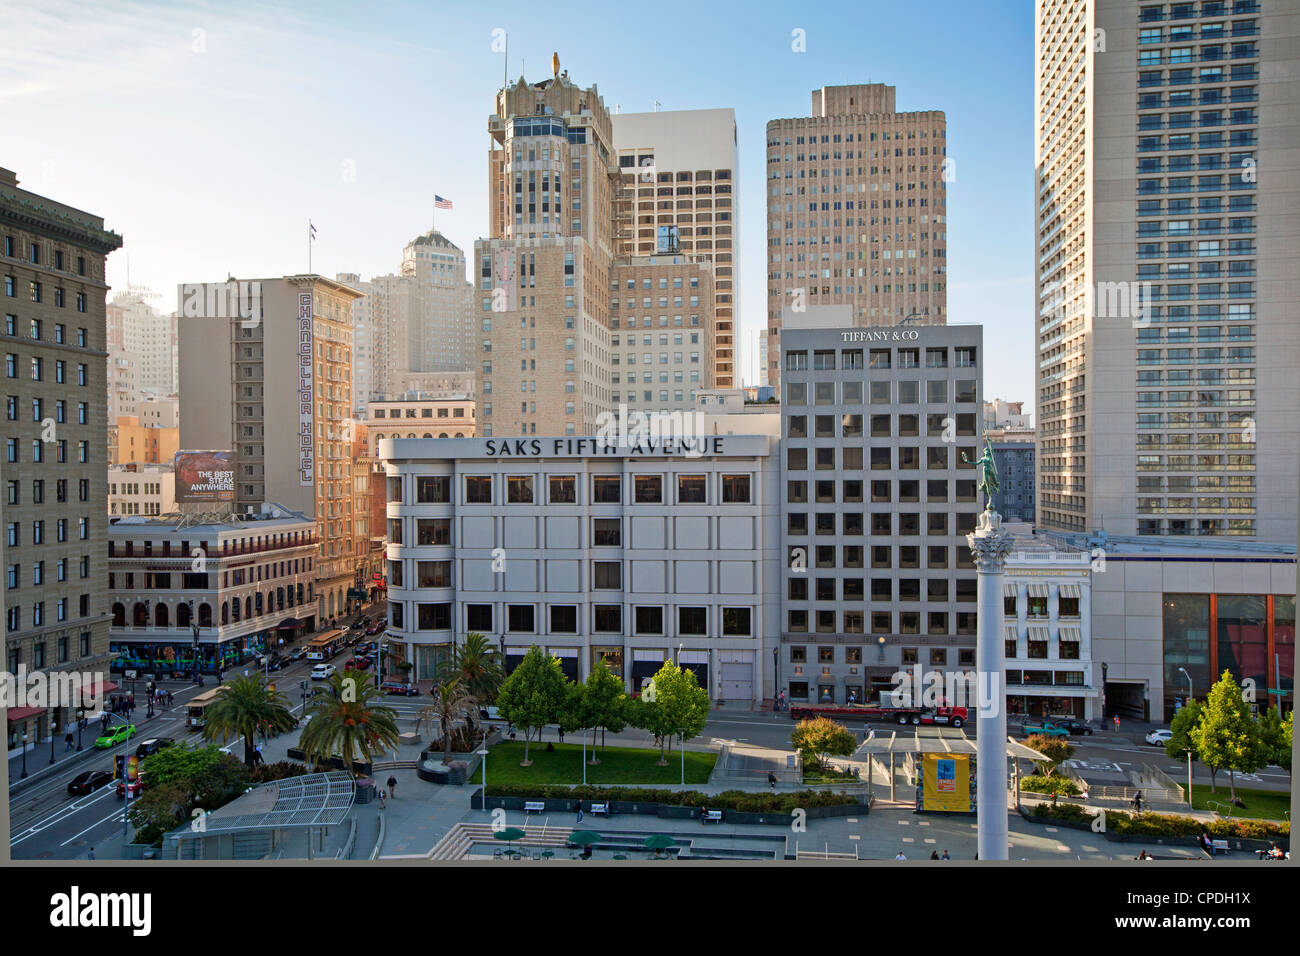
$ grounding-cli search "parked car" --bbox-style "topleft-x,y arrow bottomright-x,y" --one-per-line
285,647 -> 306,664
134,737 -> 174,759
355,642 -> 377,655
311,663 -> 336,680
1020,719 -> 1070,738
478,705 -> 503,722
365,624 -> 382,636
266,655 -> 285,672
94,724 -> 137,748
1146,728 -> 1173,747
1054,719 -> 1100,736
67,770 -> 114,796
381,681 -> 420,697
116,773 -> 147,799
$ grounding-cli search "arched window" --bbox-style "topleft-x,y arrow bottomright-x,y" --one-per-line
176,603 -> 191,628
133,602 -> 149,627
231,599 -> 241,622
154,603 -> 169,628
244,597 -> 252,620
198,603 -> 213,627
112,603 -> 126,627
454,432 -> 464,438
423,433 -> 432,438
221,602 -> 230,625
439,432 -> 449,438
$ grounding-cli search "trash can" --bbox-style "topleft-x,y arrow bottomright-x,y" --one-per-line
355,778 -> 376,804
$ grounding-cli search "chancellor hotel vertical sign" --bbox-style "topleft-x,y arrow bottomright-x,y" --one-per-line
298,291 -> 314,486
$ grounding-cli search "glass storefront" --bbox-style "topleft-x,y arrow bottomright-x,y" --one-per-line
1162,594 -> 1211,721
590,647 -> 624,679
1276,596 -> 1295,712
1217,595 -> 1268,708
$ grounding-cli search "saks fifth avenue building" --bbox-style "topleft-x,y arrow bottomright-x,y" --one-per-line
380,435 -> 782,701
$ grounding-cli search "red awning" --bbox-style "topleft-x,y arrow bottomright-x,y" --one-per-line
6,706 -> 44,721
81,680 -> 119,698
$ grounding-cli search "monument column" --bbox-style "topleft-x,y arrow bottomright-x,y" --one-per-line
967,509 -> 1014,861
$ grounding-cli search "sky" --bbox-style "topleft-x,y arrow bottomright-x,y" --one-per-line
2,0 -> 1037,411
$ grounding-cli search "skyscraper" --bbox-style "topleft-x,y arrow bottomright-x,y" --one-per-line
766,83 -> 949,391
1,166 -> 123,749
1034,0 -> 1299,540
400,230 -> 474,373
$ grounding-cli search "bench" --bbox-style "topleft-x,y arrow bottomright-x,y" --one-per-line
524,801 -> 545,814
701,809 -> 723,823
1211,839 -> 1230,855
589,802 -> 610,816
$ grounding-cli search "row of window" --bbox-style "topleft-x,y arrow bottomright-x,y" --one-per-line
2,278 -> 89,311
789,412 -> 980,438
784,379 -> 975,406
5,594 -> 92,633
4,316 -> 90,345
5,518 -> 91,546
392,473 -> 753,508
2,236 -> 88,274
4,353 -> 89,383
787,445 -> 982,472
784,543 -> 976,571
5,437 -> 91,464
787,511 -> 979,537
6,478 -> 90,504
393,601 -> 753,637
4,631 -> 94,673
788,609 -> 978,635
790,645 -> 977,666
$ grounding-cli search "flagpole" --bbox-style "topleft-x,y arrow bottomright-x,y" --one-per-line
308,220 -> 312,274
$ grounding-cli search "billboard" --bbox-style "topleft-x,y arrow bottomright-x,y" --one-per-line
173,451 -> 235,503
920,753 -> 972,813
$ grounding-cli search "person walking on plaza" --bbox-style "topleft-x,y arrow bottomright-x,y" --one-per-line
768,771 -> 777,789
64,732 -> 74,752
387,775 -> 397,799
1132,790 -> 1143,813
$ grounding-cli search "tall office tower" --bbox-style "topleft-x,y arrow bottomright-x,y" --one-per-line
401,230 -> 474,372
106,291 -> 177,396
613,109 -> 739,386
1034,0 -> 1299,540
367,273 -> 418,399
1,166 -> 123,749
765,84 -> 949,392
778,312 -> 984,705
474,66 -> 619,438
178,275 -> 368,622
337,273 -> 373,416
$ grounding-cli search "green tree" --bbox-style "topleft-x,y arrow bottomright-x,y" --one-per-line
201,675 -> 298,766
635,662 -> 709,764
1191,670 -> 1264,798
557,682 -> 594,757
418,678 -> 478,765
439,632 -> 505,721
299,671 -> 401,774
1024,734 -> 1074,777
140,741 -> 234,787
495,645 -> 568,765
790,717 -> 857,772
1165,698 -> 1203,762
583,658 -> 628,758
1258,706 -> 1292,778
127,781 -> 192,848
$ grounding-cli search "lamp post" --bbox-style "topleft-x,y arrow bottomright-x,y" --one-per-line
50,720 -> 56,764
772,645 -> 779,711
877,634 -> 887,662
477,731 -> 489,800
20,731 -> 29,779
76,705 -> 84,751
1178,666 -> 1193,705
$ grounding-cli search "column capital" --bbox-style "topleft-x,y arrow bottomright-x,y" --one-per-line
966,510 -> 1014,572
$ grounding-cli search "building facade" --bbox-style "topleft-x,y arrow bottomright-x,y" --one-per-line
2,166 -> 123,752
381,435 -> 782,700
766,83 -> 949,391
991,440 -> 1037,521
1034,0 -> 1300,539
107,507 -> 317,676
367,394 -> 476,456
777,322 -> 983,705
401,231 -> 475,373
178,274 -> 367,623
108,463 -> 176,517
613,108 -> 739,387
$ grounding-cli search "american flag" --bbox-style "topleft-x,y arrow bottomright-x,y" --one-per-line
434,195 -> 453,210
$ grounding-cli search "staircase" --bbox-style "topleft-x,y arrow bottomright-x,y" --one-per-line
427,822 -> 574,861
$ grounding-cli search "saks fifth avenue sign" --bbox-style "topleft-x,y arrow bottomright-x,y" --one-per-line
840,327 -> 921,342
483,436 -> 727,458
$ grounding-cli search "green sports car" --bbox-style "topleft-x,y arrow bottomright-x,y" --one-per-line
94,724 -> 137,748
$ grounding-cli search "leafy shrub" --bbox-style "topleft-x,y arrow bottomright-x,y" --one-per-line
1028,803 -> 1289,840
479,783 -> 859,811
249,760 -> 312,784
1020,775 -> 1081,797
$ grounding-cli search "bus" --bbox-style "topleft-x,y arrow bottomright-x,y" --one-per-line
305,629 -> 346,662
186,686 -> 229,731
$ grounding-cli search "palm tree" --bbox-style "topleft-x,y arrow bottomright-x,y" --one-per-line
299,672 -> 401,774
440,632 -> 504,708
201,675 -> 297,767
417,678 -> 478,765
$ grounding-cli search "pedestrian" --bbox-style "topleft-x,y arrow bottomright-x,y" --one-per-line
1113,714 -> 1121,732
88,847 -> 95,860
576,804 -> 584,824
377,787 -> 386,810
387,775 -> 397,799
65,732 -> 74,752
895,850 -> 907,861
1132,790 -> 1143,813
768,771 -> 777,789
930,850 -> 939,860
779,690 -> 787,711
941,849 -> 950,860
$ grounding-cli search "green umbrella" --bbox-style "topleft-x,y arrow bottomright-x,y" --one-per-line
493,827 -> 526,845
643,834 -> 675,858
567,830 -> 602,846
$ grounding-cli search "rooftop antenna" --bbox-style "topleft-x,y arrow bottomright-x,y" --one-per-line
653,100 -> 661,112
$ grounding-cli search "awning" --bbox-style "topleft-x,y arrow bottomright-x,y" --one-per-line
1003,583 -> 1019,598
1028,584 -> 1049,598
1004,625 -> 1020,641
276,617 -> 304,630
1059,627 -> 1082,642
81,679 -> 119,698
1029,627 -> 1051,641
6,705 -> 44,721
1059,584 -> 1081,598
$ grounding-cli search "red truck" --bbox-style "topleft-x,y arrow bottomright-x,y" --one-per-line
788,703 -> 969,728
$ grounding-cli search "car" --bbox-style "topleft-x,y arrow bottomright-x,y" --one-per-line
1054,718 -> 1100,736
94,724 -> 137,748
1146,729 -> 1173,746
381,681 -> 420,697
1021,719 -> 1070,738
266,655 -> 284,672
365,624 -> 381,636
311,663 -> 336,680
134,737 -> 174,758
285,647 -> 306,664
116,773 -> 147,799
478,705 -> 503,722
67,770 -> 114,796
355,642 -> 377,655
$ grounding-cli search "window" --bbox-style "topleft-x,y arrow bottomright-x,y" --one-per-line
593,605 -> 622,632
550,605 -> 578,633
679,606 -> 707,635
415,518 -> 451,546
506,475 -> 534,503
634,475 -> 662,503
721,474 -> 750,503
677,474 -> 706,503
592,518 -> 621,546
634,606 -> 663,635
593,561 -> 622,589
507,605 -> 535,632
416,560 -> 451,588
467,604 -> 493,631
592,475 -> 621,503
465,476 -> 492,503
416,476 -> 450,503
548,475 -> 576,503
417,603 -> 452,630
722,607 -> 751,636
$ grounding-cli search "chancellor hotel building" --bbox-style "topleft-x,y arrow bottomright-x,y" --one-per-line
765,83 -> 949,391
777,315 -> 984,705
1034,0 -> 1299,540
381,436 -> 781,699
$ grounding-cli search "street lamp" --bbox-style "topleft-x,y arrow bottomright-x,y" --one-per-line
1178,666 -> 1193,705
877,635 -> 887,662
20,731 -> 28,779
76,705 -> 84,752
50,720 -> 56,764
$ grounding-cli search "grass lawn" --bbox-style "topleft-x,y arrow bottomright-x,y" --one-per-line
1189,783 -> 1293,822
482,741 -> 716,786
